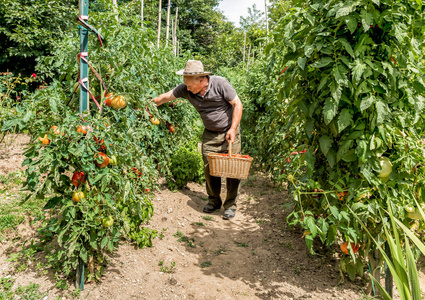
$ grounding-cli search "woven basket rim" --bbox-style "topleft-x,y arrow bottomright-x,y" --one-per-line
207,152 -> 253,162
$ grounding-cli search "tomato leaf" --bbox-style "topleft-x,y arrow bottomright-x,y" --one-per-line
108,240 -> 114,252
375,100 -> 390,124
297,57 -> 307,70
337,109 -> 352,133
100,237 -> 108,249
79,246 -> 87,263
344,15 -> 357,34
360,94 -> 375,112
360,9 -> 372,32
90,233 -> 98,250
326,225 -> 337,247
323,98 -> 338,124
311,57 -> 333,68
338,38 -> 355,58
319,135 -> 333,156
306,216 -> 317,237
346,261 -> 356,281
352,59 -> 366,83
43,196 -> 62,209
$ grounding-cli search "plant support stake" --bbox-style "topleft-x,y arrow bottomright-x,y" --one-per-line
79,0 -> 89,115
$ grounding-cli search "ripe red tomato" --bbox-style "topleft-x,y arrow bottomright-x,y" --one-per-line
72,171 -> 86,187
94,152 -> 110,168
131,167 -> 142,177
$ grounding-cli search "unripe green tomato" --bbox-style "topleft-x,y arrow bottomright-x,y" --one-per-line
407,208 -> 422,220
378,157 -> 392,178
109,155 -> 118,166
405,205 -> 415,213
102,216 -> 114,228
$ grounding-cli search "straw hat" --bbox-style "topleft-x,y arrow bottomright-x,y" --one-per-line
176,60 -> 212,76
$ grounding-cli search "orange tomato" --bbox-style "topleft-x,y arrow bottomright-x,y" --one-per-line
111,95 -> 127,109
94,152 -> 110,168
50,126 -> 60,135
150,117 -> 160,125
72,191 -> 85,203
38,134 -> 50,145
77,125 -> 88,135
94,136 -> 107,151
168,125 -> 175,133
340,241 -> 360,254
105,92 -> 114,107
337,191 -> 348,201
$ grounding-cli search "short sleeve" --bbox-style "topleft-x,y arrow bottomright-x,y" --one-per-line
220,79 -> 237,102
172,83 -> 188,99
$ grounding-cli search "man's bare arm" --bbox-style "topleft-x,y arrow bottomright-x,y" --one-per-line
226,96 -> 243,143
153,90 -> 177,106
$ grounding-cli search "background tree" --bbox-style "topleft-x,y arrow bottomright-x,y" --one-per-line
0,0 -> 77,75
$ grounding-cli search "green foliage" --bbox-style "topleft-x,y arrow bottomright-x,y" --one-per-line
167,139 -> 204,190
238,0 -> 425,282
0,277 -> 48,300
0,72 -> 38,135
158,260 -> 176,273
353,199 -> 425,299
0,0 -> 77,74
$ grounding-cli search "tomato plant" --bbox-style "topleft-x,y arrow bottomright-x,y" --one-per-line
239,0 -> 425,282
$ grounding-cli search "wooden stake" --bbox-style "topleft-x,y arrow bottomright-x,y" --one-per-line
141,0 -> 144,27
243,31 -> 246,63
247,44 -> 251,70
112,0 -> 119,22
173,7 -> 178,55
157,0 -> 162,48
165,0 -> 171,46
172,19 -> 174,45
265,0 -> 269,36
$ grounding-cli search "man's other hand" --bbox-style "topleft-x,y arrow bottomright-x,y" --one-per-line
226,128 -> 236,144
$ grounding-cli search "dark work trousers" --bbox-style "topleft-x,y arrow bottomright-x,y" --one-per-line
201,126 -> 241,210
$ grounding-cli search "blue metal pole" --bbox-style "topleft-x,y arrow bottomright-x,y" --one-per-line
79,0 -> 89,114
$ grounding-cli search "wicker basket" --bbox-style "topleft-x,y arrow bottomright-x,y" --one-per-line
207,143 -> 253,179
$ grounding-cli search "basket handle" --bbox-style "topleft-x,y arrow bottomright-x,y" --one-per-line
228,140 -> 233,158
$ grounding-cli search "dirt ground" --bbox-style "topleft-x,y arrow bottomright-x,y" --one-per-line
0,134 -> 418,299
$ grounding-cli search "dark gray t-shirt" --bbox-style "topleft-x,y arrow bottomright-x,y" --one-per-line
172,75 -> 237,132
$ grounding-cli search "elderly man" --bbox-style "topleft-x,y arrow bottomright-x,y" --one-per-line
153,60 -> 243,220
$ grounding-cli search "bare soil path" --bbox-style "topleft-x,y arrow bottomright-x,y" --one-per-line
0,135 -> 368,299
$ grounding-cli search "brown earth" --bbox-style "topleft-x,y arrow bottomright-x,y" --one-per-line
0,134 -> 417,299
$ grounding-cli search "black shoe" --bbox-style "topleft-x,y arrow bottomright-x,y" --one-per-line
203,203 -> 220,213
223,209 -> 236,220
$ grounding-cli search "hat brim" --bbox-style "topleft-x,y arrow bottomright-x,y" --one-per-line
175,69 -> 212,76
